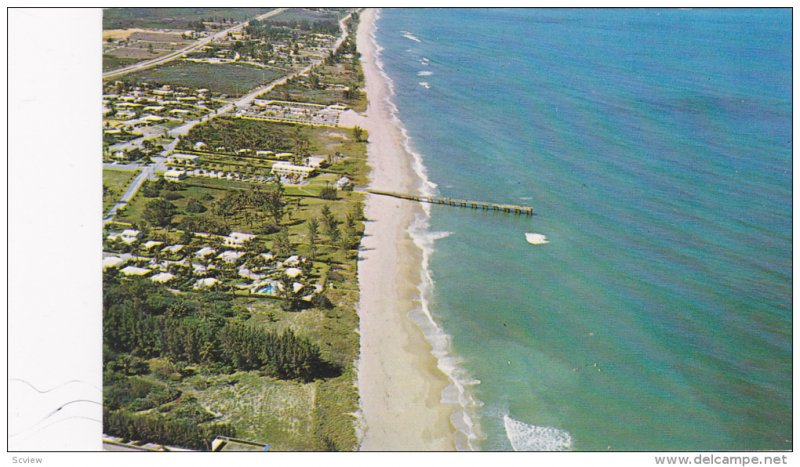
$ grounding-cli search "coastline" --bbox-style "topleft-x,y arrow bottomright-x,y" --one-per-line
353,8 -> 457,451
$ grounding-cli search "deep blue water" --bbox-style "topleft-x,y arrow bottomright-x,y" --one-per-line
374,8 -> 791,451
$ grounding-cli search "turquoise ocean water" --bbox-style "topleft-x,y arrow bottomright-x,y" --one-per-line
373,9 -> 792,451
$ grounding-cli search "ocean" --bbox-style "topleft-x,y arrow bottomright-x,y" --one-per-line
371,8 -> 792,451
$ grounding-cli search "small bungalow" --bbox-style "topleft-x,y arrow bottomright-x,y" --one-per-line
151,272 -> 175,283
194,277 -> 220,289
195,246 -> 216,258
162,244 -> 185,254
103,256 -> 126,269
218,250 -> 245,264
334,176 -> 353,190
224,232 -> 256,248
284,267 -> 303,279
143,240 -> 163,250
120,266 -> 150,276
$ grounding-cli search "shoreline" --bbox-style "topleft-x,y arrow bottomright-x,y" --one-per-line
353,8 -> 457,451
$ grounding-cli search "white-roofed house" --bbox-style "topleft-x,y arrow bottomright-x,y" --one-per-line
194,277 -> 220,289
142,240 -> 164,251
218,250 -> 245,264
107,229 -> 140,245
162,244 -> 185,254
120,266 -> 150,276
103,256 -> 127,269
334,176 -> 353,190
164,169 -> 187,181
195,246 -> 216,258
151,272 -> 175,283
284,267 -> 303,279
223,232 -> 256,248
271,161 -> 315,179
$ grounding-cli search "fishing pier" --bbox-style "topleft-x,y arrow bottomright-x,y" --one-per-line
364,189 -> 534,216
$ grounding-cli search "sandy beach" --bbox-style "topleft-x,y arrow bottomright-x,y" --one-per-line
352,8 -> 456,451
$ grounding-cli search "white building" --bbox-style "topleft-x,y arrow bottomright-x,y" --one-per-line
334,176 -> 353,190
143,240 -> 163,250
194,277 -> 220,289
103,256 -> 126,269
151,272 -> 175,283
271,161 -> 315,178
218,250 -> 245,263
162,244 -> 185,254
164,169 -> 187,181
284,267 -> 303,279
107,229 -> 140,244
120,266 -> 150,276
195,246 -> 216,258
224,232 -> 255,248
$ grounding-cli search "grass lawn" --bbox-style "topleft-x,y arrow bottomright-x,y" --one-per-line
103,168 -> 139,212
122,61 -> 285,96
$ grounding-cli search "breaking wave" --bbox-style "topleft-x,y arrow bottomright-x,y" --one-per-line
503,415 -> 573,451
401,30 -> 422,42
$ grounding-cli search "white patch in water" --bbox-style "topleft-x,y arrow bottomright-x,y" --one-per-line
417,70 -> 433,76
525,233 -> 549,245
503,415 -> 572,451
419,81 -> 431,89
401,30 -> 421,42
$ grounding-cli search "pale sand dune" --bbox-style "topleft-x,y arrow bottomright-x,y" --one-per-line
355,8 -> 456,451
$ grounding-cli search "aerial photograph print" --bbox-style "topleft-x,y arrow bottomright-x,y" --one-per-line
98,7 -> 792,453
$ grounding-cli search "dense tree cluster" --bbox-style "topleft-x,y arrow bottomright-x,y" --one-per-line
103,279 -> 333,381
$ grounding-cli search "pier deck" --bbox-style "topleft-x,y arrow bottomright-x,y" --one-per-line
363,189 -> 534,216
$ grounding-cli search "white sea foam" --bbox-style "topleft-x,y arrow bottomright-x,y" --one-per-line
371,13 -> 483,450
503,415 -> 573,451
525,233 -> 549,245
420,57 -> 430,66
400,30 -> 422,42
418,81 -> 431,89
417,70 -> 433,76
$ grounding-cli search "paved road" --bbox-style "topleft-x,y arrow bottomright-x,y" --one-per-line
102,8 -> 288,80
103,11 -> 355,224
